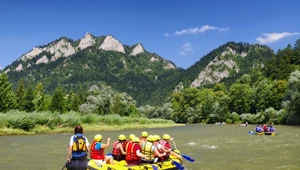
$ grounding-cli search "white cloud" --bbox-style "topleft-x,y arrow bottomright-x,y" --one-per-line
175,25 -> 229,35
180,43 -> 194,55
180,51 -> 186,55
256,32 -> 300,44
164,33 -> 169,37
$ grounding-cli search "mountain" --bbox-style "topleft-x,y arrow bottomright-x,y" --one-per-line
2,33 -> 274,106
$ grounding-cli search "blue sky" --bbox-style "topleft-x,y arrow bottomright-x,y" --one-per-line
0,0 -> 300,70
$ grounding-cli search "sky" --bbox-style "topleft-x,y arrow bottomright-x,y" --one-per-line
0,0 -> 300,70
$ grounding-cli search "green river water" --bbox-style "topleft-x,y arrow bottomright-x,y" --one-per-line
0,124 -> 299,170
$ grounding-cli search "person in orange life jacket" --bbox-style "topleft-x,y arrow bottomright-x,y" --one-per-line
90,134 -> 114,164
141,135 -> 167,163
160,134 -> 180,159
67,125 -> 89,163
112,134 -> 127,161
153,135 -> 171,161
139,131 -> 148,146
124,134 -> 136,152
125,137 -> 147,165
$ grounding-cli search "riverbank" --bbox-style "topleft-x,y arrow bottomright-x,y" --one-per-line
0,123 -> 185,136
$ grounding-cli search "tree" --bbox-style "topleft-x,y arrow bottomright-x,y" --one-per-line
284,70 -> 300,124
294,39 -> 300,50
229,83 -> 254,114
0,73 -> 16,112
50,87 -> 66,113
254,79 -> 276,112
15,78 -> 26,111
33,83 -> 45,111
24,83 -> 35,112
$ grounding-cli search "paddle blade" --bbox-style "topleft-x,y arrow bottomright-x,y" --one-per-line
181,154 -> 195,162
151,164 -> 158,170
172,160 -> 184,170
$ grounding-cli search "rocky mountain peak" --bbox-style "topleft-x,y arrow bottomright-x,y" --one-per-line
99,35 -> 125,53
78,32 -> 95,50
130,43 -> 144,56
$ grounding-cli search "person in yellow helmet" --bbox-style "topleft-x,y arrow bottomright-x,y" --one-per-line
112,134 -> 127,161
124,134 -> 135,152
125,137 -> 147,165
141,135 -> 167,163
90,134 -> 114,164
160,134 -> 181,160
139,131 -> 148,146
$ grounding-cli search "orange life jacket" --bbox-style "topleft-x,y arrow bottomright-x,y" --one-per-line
125,142 -> 140,164
90,141 -> 105,160
112,141 -> 124,156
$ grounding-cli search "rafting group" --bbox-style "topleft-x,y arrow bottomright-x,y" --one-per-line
248,124 -> 277,136
64,125 -> 193,170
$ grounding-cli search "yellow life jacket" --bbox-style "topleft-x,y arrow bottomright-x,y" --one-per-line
142,141 -> 154,160
72,134 -> 87,152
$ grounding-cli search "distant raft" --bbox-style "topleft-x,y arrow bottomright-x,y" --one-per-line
248,130 -> 278,136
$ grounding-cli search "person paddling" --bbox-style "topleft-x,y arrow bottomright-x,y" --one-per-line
67,125 -> 89,163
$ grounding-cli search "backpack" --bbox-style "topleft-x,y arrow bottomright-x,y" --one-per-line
72,134 -> 87,152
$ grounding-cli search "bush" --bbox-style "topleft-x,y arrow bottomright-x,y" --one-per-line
7,116 -> 35,131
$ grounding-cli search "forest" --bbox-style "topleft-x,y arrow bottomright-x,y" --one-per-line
1,39 -> 300,132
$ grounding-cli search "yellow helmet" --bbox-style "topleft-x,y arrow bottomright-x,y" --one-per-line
154,135 -> 160,141
147,135 -> 155,142
163,134 -> 171,140
132,137 -> 140,143
119,134 -> 126,141
129,134 -> 135,141
142,131 -> 148,137
94,134 -> 102,142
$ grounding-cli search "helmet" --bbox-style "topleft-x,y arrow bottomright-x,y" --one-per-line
132,137 -> 140,143
119,134 -> 126,141
129,134 -> 135,141
163,134 -> 171,140
94,134 -> 102,142
154,135 -> 160,141
147,135 -> 155,142
142,131 -> 148,137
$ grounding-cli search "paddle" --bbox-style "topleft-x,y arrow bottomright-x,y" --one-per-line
181,154 -> 195,162
150,164 -> 158,170
61,161 -> 68,170
170,159 -> 184,170
173,140 -> 195,162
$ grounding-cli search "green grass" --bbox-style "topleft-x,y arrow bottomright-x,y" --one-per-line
0,110 -> 182,136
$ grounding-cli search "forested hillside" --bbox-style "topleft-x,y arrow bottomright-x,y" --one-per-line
1,36 -> 300,125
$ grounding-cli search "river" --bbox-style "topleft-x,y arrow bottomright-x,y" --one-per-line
0,124 -> 299,170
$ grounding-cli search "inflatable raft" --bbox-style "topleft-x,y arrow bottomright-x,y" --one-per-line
248,130 -> 278,136
65,150 -> 184,170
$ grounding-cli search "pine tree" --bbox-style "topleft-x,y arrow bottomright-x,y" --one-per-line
0,73 -> 16,112
50,87 -> 66,113
33,83 -> 45,111
16,78 -> 26,111
24,83 -> 35,112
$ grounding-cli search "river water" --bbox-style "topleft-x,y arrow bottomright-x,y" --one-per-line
0,124 -> 299,170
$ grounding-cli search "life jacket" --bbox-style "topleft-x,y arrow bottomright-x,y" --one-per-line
160,140 -> 171,149
153,141 -> 165,160
125,142 -> 140,164
124,140 -> 132,152
142,141 -> 154,160
72,134 -> 87,158
90,141 -> 105,160
112,141 -> 123,156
